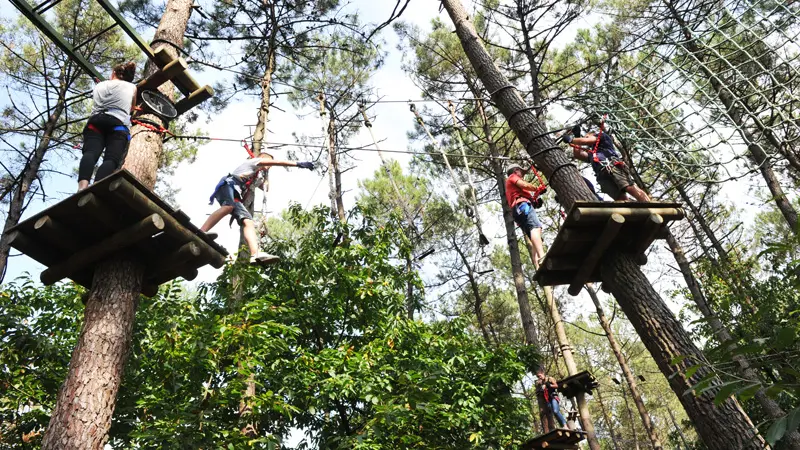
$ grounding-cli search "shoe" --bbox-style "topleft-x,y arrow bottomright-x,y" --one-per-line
202,231 -> 218,240
250,252 -> 280,265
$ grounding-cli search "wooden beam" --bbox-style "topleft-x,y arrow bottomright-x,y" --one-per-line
6,230 -> 60,266
633,213 -> 664,255
544,256 -> 581,271
174,85 -> 214,115
34,215 -> 82,253
568,213 -> 625,295
137,57 -> 188,93
77,192 -> 121,232
41,213 -> 165,285
149,265 -> 198,286
561,228 -> 597,242
145,241 -> 201,278
538,443 -> 579,450
572,206 -> 683,222
107,177 -> 225,268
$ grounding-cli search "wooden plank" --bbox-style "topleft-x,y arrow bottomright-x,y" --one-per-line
145,241 -> 201,279
77,192 -> 122,232
172,71 -> 202,97
174,85 -> 214,115
544,256 -> 581,272
34,216 -> 83,253
567,213 -> 625,295
107,177 -> 226,268
6,230 -> 61,266
149,265 -> 198,286
572,206 -> 683,222
41,213 -> 165,285
633,213 -> 664,254
137,57 -> 188,93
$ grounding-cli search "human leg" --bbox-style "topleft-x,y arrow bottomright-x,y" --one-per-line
241,218 -> 259,256
525,207 -> 545,268
77,124 -> 105,190
550,398 -> 567,427
200,205 -> 234,232
625,184 -> 651,202
95,127 -> 129,181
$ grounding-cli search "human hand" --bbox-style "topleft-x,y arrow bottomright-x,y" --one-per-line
561,134 -> 573,144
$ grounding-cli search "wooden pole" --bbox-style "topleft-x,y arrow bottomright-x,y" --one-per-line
41,213 -> 165,285
633,214 -> 664,255
146,241 -> 201,277
107,177 -> 225,268
137,57 -> 187,93
34,216 -> 82,252
77,192 -> 122,231
573,206 -> 682,222
568,214 -> 624,295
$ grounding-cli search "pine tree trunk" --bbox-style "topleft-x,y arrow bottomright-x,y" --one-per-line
595,387 -> 623,450
622,384 -> 641,450
327,115 -> 345,222
478,98 -> 538,345
542,284 -> 600,449
0,76 -> 68,281
41,1 -> 194,447
667,406 -> 691,450
587,285 -> 662,449
439,1 -> 765,448
454,237 -> 492,344
666,0 -> 799,235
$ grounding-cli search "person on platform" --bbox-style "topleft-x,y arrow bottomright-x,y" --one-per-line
562,124 -> 650,202
78,62 -> 137,191
505,163 -> 546,268
536,368 -> 567,430
201,152 -> 314,265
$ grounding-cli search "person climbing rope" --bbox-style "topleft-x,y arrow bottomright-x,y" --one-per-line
77,62 -> 137,191
505,163 -> 546,268
535,368 -> 567,430
201,152 -> 314,265
563,123 -> 650,202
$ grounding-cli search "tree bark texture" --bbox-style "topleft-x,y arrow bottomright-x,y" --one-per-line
595,386 -> 623,450
0,78 -> 68,281
666,232 -> 800,449
327,114 -> 345,222
42,0 -> 194,447
542,285 -> 600,450
665,0 -> 799,235
587,285 -> 663,449
438,1 -> 764,448
622,383 -> 642,450
479,98 -> 538,345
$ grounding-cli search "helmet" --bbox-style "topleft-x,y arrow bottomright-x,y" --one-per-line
506,164 -> 523,175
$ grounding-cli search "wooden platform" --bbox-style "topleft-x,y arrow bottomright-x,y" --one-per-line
137,47 -> 213,116
557,370 -> 599,398
6,170 -> 227,297
534,201 -> 684,295
522,429 -> 587,450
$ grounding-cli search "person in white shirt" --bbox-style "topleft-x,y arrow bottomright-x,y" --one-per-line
201,152 -> 314,265
77,61 -> 137,191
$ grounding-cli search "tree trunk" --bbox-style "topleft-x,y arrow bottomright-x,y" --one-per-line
587,285 -> 663,450
405,254 -> 414,319
41,1 -> 194,447
454,237 -> 492,345
666,0 -> 799,235
439,1 -> 764,448
667,406 -> 691,450
0,77 -> 68,281
542,284 -> 600,449
478,98 -> 538,345
666,232 -> 800,449
595,386 -> 623,450
327,115 -> 345,222
622,383 -> 641,450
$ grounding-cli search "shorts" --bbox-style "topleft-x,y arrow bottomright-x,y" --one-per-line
213,176 -> 253,225
512,201 -> 542,237
596,164 -> 634,200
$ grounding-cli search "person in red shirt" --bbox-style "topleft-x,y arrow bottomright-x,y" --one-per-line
505,164 -> 545,268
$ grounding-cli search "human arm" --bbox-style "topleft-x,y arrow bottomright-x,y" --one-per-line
257,159 -> 314,169
130,86 -> 137,114
548,376 -> 559,389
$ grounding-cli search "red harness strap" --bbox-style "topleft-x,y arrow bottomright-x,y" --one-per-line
528,165 -> 547,201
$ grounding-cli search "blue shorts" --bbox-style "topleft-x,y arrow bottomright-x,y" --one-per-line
212,176 -> 253,225
512,201 -> 542,237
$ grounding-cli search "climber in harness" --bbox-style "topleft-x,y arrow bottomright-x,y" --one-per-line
505,163 -> 546,268
563,122 -> 650,202
78,62 -> 137,191
200,152 -> 314,265
535,368 -> 567,430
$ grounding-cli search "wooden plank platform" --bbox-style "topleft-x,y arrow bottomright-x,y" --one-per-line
6,170 -> 227,296
522,429 -> 587,450
535,201 -> 683,295
136,47 -> 213,116
557,370 -> 599,398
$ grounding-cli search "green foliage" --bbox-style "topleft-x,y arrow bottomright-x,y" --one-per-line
0,206 -> 534,448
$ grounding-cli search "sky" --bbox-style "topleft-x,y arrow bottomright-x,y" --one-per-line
1,0 -> 700,323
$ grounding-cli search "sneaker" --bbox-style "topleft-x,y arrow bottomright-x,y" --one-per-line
202,231 -> 218,241
250,252 -> 280,265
